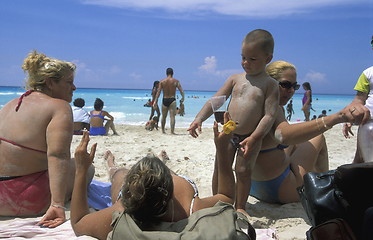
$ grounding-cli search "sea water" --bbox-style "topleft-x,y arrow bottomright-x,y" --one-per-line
0,86 -> 354,128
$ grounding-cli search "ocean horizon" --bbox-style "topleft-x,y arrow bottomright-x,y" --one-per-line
0,86 -> 355,128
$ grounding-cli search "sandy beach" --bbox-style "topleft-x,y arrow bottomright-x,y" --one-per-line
0,123 -> 358,240
68,122 -> 358,240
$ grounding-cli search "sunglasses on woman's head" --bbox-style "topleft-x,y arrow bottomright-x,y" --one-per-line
279,81 -> 300,90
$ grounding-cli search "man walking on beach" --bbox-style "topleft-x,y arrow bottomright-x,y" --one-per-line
154,67 -> 185,134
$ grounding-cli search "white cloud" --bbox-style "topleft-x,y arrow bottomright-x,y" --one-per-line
199,56 -> 217,73
198,56 -> 240,79
129,72 -> 142,80
82,0 -> 365,18
303,70 -> 327,83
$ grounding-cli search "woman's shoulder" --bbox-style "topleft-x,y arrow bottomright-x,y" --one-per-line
47,98 -> 72,113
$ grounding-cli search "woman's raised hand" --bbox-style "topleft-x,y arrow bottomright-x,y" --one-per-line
74,131 -> 97,171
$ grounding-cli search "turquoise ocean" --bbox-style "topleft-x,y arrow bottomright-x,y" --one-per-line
0,86 -> 355,128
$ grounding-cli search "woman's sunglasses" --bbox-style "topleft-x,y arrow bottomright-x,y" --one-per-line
279,81 -> 300,90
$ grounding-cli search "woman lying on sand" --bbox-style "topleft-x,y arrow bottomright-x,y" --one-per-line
70,113 -> 238,239
213,61 -> 369,204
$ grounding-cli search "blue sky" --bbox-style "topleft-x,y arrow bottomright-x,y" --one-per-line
0,0 -> 372,94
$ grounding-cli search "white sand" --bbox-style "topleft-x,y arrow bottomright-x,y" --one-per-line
68,123 -> 358,240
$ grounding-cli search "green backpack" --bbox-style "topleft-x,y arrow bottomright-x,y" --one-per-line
107,201 -> 255,240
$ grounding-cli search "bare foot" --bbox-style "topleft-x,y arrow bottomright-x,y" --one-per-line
105,150 -> 118,180
158,150 -> 170,163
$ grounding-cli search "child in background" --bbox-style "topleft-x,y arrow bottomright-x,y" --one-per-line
145,116 -> 159,131
286,99 -> 294,121
318,109 -> 327,118
188,29 -> 279,215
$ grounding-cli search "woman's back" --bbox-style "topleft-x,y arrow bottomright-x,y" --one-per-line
90,110 -> 105,127
0,92 -> 72,176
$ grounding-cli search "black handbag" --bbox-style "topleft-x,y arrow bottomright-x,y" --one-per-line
297,170 -> 350,227
306,218 -> 357,240
298,163 -> 373,239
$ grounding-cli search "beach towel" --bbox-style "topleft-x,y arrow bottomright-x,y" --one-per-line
87,180 -> 112,210
0,215 -> 277,240
0,217 -> 95,239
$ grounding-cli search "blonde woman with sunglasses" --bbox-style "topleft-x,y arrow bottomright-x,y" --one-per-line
237,60 -> 369,204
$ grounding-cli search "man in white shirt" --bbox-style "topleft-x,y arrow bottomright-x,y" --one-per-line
72,98 -> 90,134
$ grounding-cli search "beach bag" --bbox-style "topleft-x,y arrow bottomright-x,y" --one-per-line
306,218 -> 356,240
107,201 -> 255,240
297,170 -> 350,227
297,163 -> 373,238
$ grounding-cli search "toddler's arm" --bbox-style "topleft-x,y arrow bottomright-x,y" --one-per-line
188,76 -> 235,138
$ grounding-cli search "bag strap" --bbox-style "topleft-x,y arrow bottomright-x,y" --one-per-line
236,212 -> 256,240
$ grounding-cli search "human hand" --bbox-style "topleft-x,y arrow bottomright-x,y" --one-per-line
37,205 -> 66,228
340,103 -> 370,125
213,112 -> 233,149
188,119 -> 202,138
152,101 -> 158,108
239,136 -> 260,158
342,122 -> 354,138
74,131 -> 97,171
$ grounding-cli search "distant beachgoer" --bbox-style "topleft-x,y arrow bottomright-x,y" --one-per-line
311,115 -> 317,120
144,99 -> 152,107
154,68 -> 185,134
343,65 -> 373,163
72,98 -> 90,135
301,82 -> 312,121
70,115 -> 237,239
318,110 -> 327,118
188,29 -> 279,215
286,99 -> 295,121
0,50 -> 94,227
149,81 -> 160,123
90,98 -> 119,136
145,116 -> 159,131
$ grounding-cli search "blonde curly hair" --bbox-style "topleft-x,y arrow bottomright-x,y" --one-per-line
21,50 -> 76,90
